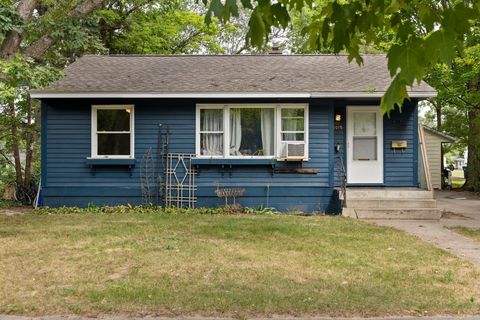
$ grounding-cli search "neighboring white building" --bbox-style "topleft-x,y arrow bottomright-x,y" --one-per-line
451,156 -> 466,169
421,126 -> 456,189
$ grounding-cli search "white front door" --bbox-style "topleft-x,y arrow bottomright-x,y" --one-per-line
347,106 -> 384,184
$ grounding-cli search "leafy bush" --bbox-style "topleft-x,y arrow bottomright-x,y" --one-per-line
0,199 -> 22,208
33,204 -> 282,216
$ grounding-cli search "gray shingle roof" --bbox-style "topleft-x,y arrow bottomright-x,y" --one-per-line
31,54 -> 436,97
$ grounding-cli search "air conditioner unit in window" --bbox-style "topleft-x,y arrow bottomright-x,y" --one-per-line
286,142 -> 305,159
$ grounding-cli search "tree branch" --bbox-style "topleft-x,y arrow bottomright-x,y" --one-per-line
23,0 -> 107,60
0,150 -> 15,167
0,0 -> 38,59
171,30 -> 203,53
441,82 -> 479,109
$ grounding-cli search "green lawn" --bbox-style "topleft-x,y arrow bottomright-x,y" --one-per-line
451,227 -> 480,242
452,169 -> 466,189
1,210 -> 480,316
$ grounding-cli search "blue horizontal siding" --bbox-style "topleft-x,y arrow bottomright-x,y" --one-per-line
41,98 -> 419,211
333,100 -> 418,187
383,101 -> 418,187
41,98 -> 336,213
41,185 -> 336,212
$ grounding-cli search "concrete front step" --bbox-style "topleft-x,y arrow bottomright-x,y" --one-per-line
345,199 -> 437,208
344,189 -> 434,199
342,207 -> 442,220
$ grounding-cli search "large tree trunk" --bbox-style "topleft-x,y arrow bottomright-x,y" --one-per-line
33,101 -> 41,170
8,102 -> 23,186
23,94 -> 34,188
0,0 -> 38,59
465,108 -> 480,192
435,105 -> 442,130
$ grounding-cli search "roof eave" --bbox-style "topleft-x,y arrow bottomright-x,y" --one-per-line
30,91 -> 437,99
422,125 -> 456,142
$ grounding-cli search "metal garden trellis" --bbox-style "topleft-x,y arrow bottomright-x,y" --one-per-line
165,153 -> 197,208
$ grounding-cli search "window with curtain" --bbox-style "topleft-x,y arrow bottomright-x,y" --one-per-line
92,105 -> 134,158
200,108 -> 224,156
230,108 -> 274,156
279,108 -> 306,157
197,104 -> 307,159
281,108 -> 305,141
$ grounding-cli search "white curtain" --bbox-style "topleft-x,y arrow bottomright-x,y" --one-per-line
202,109 -> 223,155
230,109 -> 242,156
261,109 -> 274,156
283,116 -> 298,141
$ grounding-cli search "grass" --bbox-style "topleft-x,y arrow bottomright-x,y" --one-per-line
451,169 -> 466,189
1,210 -> 480,316
0,199 -> 22,208
450,227 -> 480,242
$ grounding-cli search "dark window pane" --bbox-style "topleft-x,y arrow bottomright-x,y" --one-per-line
98,133 -> 131,155
97,109 -> 130,131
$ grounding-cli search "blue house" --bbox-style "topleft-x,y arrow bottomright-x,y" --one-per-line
31,54 -> 437,214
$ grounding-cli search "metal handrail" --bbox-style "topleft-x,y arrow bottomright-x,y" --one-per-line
335,153 -> 347,209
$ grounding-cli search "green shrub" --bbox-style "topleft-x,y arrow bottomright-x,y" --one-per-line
0,199 -> 22,208
33,204 -> 283,215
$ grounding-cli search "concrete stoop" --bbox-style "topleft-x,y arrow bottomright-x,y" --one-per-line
341,188 -> 442,220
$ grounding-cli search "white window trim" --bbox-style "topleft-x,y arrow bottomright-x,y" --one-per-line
90,105 -> 135,159
196,103 -> 309,160
277,104 -> 309,161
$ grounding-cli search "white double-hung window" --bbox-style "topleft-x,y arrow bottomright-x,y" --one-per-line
279,107 -> 306,159
91,105 -> 134,158
196,104 -> 308,159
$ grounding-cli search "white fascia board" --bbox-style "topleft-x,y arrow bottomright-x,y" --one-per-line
30,92 -> 311,99
30,91 -> 437,99
310,91 -> 437,98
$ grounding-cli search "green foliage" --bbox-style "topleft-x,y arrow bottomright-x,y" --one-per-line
0,55 -> 59,98
0,199 -> 22,208
425,29 -> 479,143
200,0 -> 479,114
14,0 -> 108,64
34,204 -> 281,215
0,55 -> 59,131
1,0 -> 244,199
0,1 -> 19,39
0,55 -> 59,191
109,9 -> 224,54
423,26 -> 480,191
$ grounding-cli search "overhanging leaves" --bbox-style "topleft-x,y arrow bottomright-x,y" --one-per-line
200,0 -> 479,114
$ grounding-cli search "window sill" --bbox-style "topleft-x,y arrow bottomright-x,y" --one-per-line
277,157 -> 309,162
192,158 -> 277,177
191,158 -> 276,166
86,158 -> 135,176
86,158 -> 136,166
